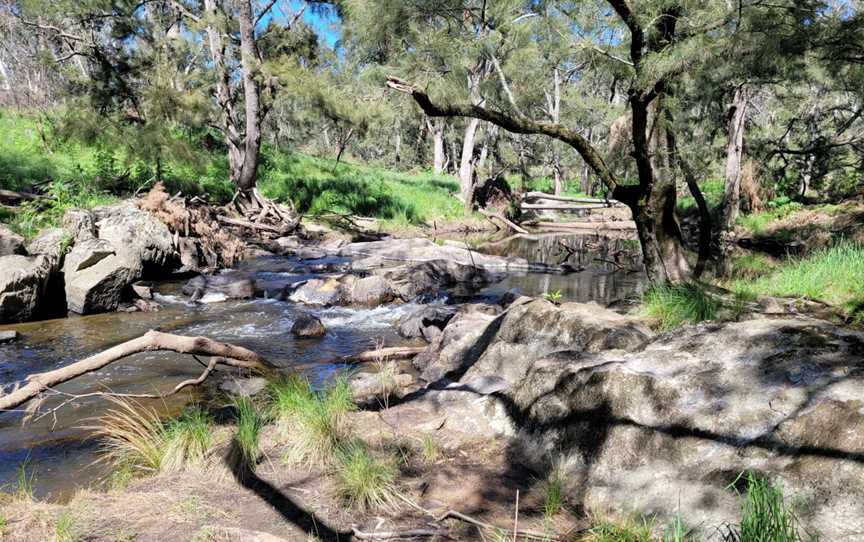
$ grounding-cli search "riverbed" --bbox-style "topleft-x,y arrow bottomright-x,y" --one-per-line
0,232 -> 645,500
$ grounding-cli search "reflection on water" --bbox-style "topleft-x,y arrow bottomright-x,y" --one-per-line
474,232 -> 647,303
0,232 -> 645,500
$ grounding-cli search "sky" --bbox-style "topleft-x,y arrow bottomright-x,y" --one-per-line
268,1 -> 343,50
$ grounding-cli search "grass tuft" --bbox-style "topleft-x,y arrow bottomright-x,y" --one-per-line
420,435 -> 439,464
93,399 -> 213,475
268,373 -> 355,466
732,473 -> 813,542
641,282 -> 721,330
55,512 -> 80,542
15,458 -> 36,501
580,517 -> 655,542
233,396 -> 265,467
334,441 -> 401,513
543,468 -> 565,520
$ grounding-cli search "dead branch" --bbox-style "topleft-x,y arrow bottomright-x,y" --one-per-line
524,191 -> 621,205
347,347 -> 427,363
351,527 -> 451,540
521,203 -> 613,211
0,330 -> 273,413
478,209 -> 529,234
434,510 -> 557,542
533,220 -> 637,231
217,215 -> 289,234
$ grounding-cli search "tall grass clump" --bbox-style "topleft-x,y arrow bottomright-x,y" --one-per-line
732,242 -> 864,316
15,458 -> 36,500
268,373 -> 355,466
543,468 -> 565,519
232,396 -> 265,466
55,512 -> 80,542
333,441 -> 401,513
93,399 -> 213,475
641,282 -> 721,330
728,473 -> 813,542
580,517 -> 654,542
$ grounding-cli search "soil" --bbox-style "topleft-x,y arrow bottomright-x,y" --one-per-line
1,404 -> 583,542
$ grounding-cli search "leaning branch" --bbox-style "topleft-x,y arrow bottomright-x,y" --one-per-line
385,76 -> 620,192
0,330 -> 273,413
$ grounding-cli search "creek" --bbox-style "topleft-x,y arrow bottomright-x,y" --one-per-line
0,232 -> 646,501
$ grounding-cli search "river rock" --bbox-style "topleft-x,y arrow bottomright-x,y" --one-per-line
416,299 -> 650,385
26,228 -> 68,262
63,209 -> 96,241
340,238 -> 530,271
0,255 -> 53,322
0,330 -> 19,343
439,316 -> 864,540
376,259 -> 493,301
63,238 -> 115,273
0,224 -> 26,257
65,254 -> 140,314
182,273 -> 256,302
219,376 -> 269,397
349,368 -> 418,404
286,277 -> 347,306
291,312 -> 326,337
398,305 -> 458,341
94,202 -> 175,271
342,274 -> 397,305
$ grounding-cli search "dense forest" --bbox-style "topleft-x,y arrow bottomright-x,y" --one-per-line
0,1 -> 863,541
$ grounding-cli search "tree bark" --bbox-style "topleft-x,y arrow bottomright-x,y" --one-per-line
719,86 -> 749,233
235,0 -> 263,192
427,118 -> 445,174
0,330 -> 273,413
459,117 -> 481,210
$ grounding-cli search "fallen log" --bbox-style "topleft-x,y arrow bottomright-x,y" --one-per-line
0,330 -> 274,413
521,203 -> 613,211
533,220 -> 637,231
217,215 -> 289,234
0,189 -> 43,204
524,191 -> 621,205
479,208 -> 528,234
347,346 -> 427,363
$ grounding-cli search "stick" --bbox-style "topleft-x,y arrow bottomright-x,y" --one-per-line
524,191 -> 621,205
479,209 -> 529,234
346,347 -> 427,363
434,510 -> 556,541
534,221 -> 637,231
351,527 -> 450,540
0,330 -> 273,412
216,215 -> 288,234
521,203 -> 612,211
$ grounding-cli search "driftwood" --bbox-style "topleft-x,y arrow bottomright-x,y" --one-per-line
523,191 -> 620,205
0,189 -> 43,204
347,346 -> 427,363
217,214 -> 290,234
351,527 -> 451,540
0,330 -> 273,414
521,202 -> 613,211
479,208 -> 529,234
533,220 -> 637,231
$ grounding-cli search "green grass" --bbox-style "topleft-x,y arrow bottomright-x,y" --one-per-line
0,110 -> 466,238
420,435 -> 439,464
737,201 -> 804,236
730,253 -> 777,279
580,517 -> 655,542
267,373 -> 356,466
0,510 -> 6,534
543,468 -> 565,519
731,242 -> 864,319
333,441 -> 401,513
258,152 -> 463,226
731,473 -> 813,542
641,282 -> 721,330
94,400 -> 214,475
15,458 -> 36,500
55,512 -> 80,542
677,178 -> 725,213
233,396 -> 265,467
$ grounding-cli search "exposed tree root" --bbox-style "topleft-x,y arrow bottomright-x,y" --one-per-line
0,330 -> 274,415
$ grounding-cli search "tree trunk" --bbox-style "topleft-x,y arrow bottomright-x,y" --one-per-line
550,68 -> 563,195
428,119 -> 445,174
459,117 -> 481,210
235,0 -> 262,193
719,86 -> 748,233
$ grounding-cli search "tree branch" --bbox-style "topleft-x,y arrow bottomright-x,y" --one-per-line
0,330 -> 273,413
385,76 -> 619,192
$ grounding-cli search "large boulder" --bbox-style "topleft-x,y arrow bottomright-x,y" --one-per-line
94,202 -> 175,271
398,305 -> 458,341
416,299 -> 651,385
375,259 -> 493,301
64,254 -> 140,314
0,224 -> 26,257
63,203 -> 178,314
286,277 -> 346,306
0,255 -> 53,322
446,316 -> 864,540
26,228 -> 68,262
182,273 -> 256,303
339,238 -> 530,271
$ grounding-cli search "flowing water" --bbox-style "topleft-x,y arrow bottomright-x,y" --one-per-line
0,233 -> 646,500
